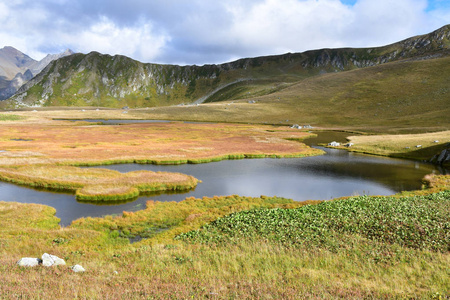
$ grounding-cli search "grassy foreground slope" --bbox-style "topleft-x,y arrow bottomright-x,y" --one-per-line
0,176 -> 449,299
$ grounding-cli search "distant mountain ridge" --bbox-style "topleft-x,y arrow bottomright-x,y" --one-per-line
0,46 -> 35,80
0,47 -> 74,100
4,24 -> 450,108
28,49 -> 75,77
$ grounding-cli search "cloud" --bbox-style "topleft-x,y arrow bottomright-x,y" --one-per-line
226,0 -> 354,54
63,17 -> 169,62
0,0 -> 448,65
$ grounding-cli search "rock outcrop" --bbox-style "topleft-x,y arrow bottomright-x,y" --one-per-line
430,146 -> 450,165
41,253 -> 66,267
17,257 -> 42,267
71,264 -> 86,273
17,253 -> 66,267
17,253 -> 85,272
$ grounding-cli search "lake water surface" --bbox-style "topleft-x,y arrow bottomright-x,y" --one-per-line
0,130 -> 446,225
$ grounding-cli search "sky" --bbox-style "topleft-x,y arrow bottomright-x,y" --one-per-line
1,0 -> 449,65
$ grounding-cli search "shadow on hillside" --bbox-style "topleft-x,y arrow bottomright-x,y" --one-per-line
393,143 -> 449,164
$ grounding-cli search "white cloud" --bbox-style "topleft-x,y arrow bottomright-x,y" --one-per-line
219,0 -> 435,56
69,17 -> 169,61
349,0 -> 429,45
226,0 -> 354,54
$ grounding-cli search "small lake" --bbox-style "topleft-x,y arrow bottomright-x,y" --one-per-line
56,119 -> 215,124
0,130 -> 446,225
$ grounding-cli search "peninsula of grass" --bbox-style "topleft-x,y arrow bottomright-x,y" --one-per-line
0,165 -> 199,201
343,130 -> 450,164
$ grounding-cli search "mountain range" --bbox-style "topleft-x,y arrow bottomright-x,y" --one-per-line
0,24 -> 449,109
0,47 -> 73,100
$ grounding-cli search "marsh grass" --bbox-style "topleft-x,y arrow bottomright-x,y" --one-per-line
76,185 -> 140,201
0,120 -> 321,166
0,165 -> 199,201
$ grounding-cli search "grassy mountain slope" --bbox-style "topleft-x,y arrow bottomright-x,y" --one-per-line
127,55 -> 449,133
3,25 -> 449,109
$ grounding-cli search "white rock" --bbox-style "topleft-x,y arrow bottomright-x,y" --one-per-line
328,141 -> 340,147
42,253 -> 66,267
71,264 -> 86,273
17,257 -> 41,267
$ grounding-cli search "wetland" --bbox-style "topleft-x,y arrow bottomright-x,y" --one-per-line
0,130 -> 446,225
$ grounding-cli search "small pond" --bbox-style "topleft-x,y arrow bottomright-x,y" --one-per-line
56,119 -> 215,124
0,130 -> 446,225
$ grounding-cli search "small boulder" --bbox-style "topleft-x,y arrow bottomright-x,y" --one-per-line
71,265 -> 86,273
42,253 -> 66,267
17,257 -> 42,267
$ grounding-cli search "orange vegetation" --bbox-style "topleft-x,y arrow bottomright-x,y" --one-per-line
0,121 -> 322,166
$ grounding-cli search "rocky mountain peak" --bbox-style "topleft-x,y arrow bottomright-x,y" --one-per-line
0,46 -> 36,79
29,48 -> 75,76
0,48 -> 75,100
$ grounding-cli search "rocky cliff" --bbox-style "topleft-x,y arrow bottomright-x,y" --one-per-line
6,24 -> 450,108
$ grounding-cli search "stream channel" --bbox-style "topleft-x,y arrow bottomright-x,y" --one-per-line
0,128 -> 447,226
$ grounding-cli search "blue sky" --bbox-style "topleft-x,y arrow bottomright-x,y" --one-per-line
0,0 -> 448,65
425,0 -> 450,11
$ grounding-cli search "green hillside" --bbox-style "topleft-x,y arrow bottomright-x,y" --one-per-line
129,55 -> 450,133
2,25 -> 449,110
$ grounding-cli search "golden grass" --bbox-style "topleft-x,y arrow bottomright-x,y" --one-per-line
345,130 -> 450,162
